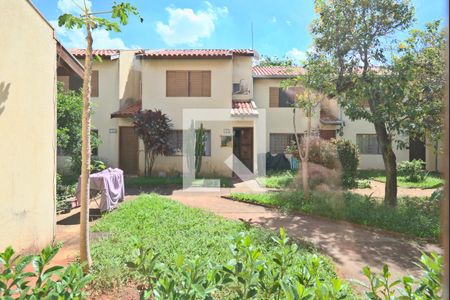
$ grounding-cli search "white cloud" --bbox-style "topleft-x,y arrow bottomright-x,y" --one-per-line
286,48 -> 307,64
271,16 -> 277,23
50,20 -> 127,49
57,0 -> 91,14
286,20 -> 292,26
156,1 -> 228,46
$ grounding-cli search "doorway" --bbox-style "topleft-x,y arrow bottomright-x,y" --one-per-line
119,127 -> 139,175
409,137 -> 426,162
233,127 -> 253,173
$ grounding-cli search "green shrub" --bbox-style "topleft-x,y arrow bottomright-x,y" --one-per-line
332,139 -> 359,188
398,159 -> 426,182
56,173 -> 76,213
229,191 -> 440,239
430,187 -> 444,203
0,244 -> 92,298
128,229 -> 353,299
127,229 -> 443,299
360,252 -> 442,299
90,159 -> 108,173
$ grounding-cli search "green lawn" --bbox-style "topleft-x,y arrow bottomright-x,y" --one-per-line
228,191 -> 440,240
124,176 -> 233,188
257,170 -> 295,188
90,194 -> 338,292
356,170 -> 443,189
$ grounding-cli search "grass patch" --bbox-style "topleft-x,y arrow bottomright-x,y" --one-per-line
258,170 -> 295,188
90,194 -> 337,291
228,191 -> 440,240
357,170 -> 443,189
124,176 -> 233,188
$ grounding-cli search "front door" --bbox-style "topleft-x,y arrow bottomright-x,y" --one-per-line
119,127 -> 139,174
233,128 -> 253,173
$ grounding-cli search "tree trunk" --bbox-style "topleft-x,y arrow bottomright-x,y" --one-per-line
79,20 -> 93,271
374,122 -> 398,206
301,158 -> 309,198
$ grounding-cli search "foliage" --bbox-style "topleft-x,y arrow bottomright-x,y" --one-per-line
90,159 -> 108,173
430,187 -> 444,203
332,139 -> 360,188
56,83 -> 100,174
90,195 -> 337,291
308,0 -> 446,205
133,109 -> 172,176
195,123 -> 207,176
398,159 -> 426,182
257,55 -> 296,66
357,169 -> 443,189
56,173 -> 76,213
258,171 -> 295,188
359,252 -> 442,299
0,244 -> 92,298
127,229 -> 353,299
356,179 -> 371,189
124,176 -> 233,188
228,191 -> 440,239
287,138 -> 339,170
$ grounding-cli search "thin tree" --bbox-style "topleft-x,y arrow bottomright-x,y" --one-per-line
307,0 -> 445,205
58,0 -> 141,270
282,81 -> 325,198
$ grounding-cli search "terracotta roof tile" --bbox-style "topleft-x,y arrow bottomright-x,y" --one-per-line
141,49 -> 254,58
71,49 -> 120,57
231,100 -> 259,117
252,66 -> 304,78
111,102 -> 141,118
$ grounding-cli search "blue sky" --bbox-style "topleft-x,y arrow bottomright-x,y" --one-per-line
33,0 -> 448,62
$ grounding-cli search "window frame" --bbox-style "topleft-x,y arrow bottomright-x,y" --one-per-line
269,133 -> 302,154
356,134 -> 381,155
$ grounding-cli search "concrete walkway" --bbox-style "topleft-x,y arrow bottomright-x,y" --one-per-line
169,186 -> 442,287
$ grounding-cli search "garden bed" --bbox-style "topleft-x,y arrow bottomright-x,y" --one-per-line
89,194 -> 339,294
227,191 -> 440,240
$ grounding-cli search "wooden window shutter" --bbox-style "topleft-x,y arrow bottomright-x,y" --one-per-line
201,71 -> 211,97
167,71 -> 188,97
91,70 -> 99,97
189,71 -> 203,97
269,87 -> 279,107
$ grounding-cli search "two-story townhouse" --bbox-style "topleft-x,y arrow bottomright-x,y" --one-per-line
70,49 -> 443,179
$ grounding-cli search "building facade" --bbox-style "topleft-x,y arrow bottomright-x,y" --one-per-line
70,49 -> 443,178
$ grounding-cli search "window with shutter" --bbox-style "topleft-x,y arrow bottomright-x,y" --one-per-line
91,70 -> 99,97
269,87 -> 279,107
168,130 -> 183,155
166,70 -> 211,97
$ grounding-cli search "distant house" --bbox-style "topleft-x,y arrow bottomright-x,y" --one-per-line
71,49 -> 443,176
0,0 -> 82,252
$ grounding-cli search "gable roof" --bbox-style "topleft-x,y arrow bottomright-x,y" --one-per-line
252,66 -> 304,78
139,49 -> 255,59
231,100 -> 259,117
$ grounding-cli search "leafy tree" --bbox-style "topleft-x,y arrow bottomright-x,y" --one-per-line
58,0 -> 142,270
307,0 -> 445,205
56,83 -> 100,173
257,55 -> 296,66
133,109 -> 172,176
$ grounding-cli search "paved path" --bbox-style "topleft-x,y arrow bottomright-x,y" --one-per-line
169,187 -> 442,287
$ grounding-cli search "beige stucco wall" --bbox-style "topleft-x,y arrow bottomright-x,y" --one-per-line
0,0 -> 57,252
232,56 -> 253,101
90,59 -> 120,167
341,116 -> 410,170
253,78 -> 322,151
